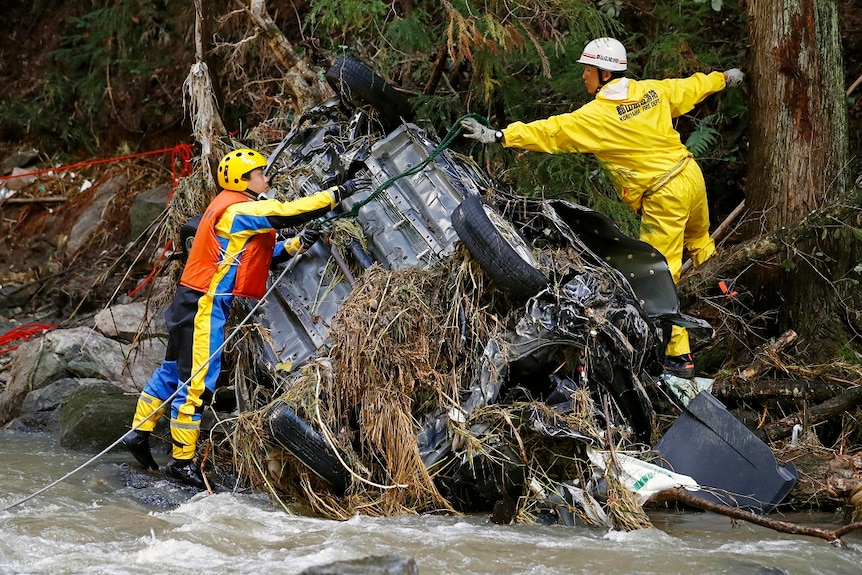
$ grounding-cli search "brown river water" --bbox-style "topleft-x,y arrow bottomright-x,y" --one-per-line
1,430 -> 861,575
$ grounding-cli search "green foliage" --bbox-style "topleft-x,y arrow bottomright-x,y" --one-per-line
3,0 -> 179,152
411,95 -> 466,134
306,0 -> 389,37
640,1 -> 747,78
836,344 -> 862,366
685,114 -> 720,158
384,9 -> 435,54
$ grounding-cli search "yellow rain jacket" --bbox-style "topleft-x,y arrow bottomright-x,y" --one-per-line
502,72 -> 727,356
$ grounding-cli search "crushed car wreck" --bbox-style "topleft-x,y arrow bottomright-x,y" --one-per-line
215,57 -> 795,527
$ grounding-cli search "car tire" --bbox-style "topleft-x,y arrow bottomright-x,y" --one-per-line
178,214 -> 201,262
325,56 -> 413,131
452,195 -> 548,301
267,401 -> 348,494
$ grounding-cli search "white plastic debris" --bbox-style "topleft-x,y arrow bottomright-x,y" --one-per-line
587,447 -> 700,505
790,423 -> 803,447
662,374 -> 713,406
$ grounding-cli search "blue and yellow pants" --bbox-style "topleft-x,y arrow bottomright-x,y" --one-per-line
131,285 -> 231,460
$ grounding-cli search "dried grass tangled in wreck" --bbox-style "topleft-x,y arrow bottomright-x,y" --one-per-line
219,246 -> 651,531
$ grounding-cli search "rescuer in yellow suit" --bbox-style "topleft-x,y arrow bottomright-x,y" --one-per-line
122,148 -> 370,488
461,37 -> 744,378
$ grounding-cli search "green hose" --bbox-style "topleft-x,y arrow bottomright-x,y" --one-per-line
323,113 -> 491,224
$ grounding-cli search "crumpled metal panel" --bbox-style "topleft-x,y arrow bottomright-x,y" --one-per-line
256,122 -> 490,372
547,200 -> 679,317
255,241 -> 353,371
343,124 -> 485,269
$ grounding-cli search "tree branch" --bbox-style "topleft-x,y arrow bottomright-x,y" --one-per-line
678,190 -> 862,307
244,0 -> 334,114
649,488 -> 862,544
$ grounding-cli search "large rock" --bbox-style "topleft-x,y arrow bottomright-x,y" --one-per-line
59,381 -> 138,452
130,184 -> 170,239
64,175 -> 128,256
300,556 -> 419,575
94,300 -> 168,342
0,325 -> 165,425
4,166 -> 37,190
11,377 -> 109,432
1,149 -> 39,174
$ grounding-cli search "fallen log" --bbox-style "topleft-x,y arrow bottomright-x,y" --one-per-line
244,0 -> 335,113
760,385 -> 862,441
648,487 -> 862,544
678,192 -> 862,307
711,378 -> 846,403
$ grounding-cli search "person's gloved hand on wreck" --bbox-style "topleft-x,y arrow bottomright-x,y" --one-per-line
271,225 -> 322,267
460,117 -> 503,145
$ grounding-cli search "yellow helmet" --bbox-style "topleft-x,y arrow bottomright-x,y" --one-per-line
217,148 -> 267,192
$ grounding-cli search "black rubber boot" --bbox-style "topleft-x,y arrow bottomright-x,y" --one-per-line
122,430 -> 160,470
664,353 -> 695,379
164,458 -> 207,490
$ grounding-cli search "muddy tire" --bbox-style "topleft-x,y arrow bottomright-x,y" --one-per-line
179,214 -> 201,262
452,195 -> 547,301
325,57 -> 412,131
267,401 -> 348,494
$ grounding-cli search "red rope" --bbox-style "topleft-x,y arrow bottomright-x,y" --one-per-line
0,323 -> 57,355
0,144 -> 194,181
128,143 -> 193,298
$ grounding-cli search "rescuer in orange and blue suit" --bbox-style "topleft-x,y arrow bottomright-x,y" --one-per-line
122,148 -> 369,488
461,37 -> 744,379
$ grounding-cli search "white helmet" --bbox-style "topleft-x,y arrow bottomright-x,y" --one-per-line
577,37 -> 627,72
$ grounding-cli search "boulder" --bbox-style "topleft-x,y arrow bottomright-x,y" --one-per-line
0,325 -> 165,425
64,175 -> 127,256
94,300 -> 168,342
300,555 -> 419,575
1,149 -> 39,174
10,377 -> 109,432
130,184 -> 170,239
59,381 -> 138,452
4,166 -> 38,190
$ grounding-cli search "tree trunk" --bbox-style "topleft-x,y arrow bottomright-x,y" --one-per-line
245,0 -> 334,115
744,0 -> 850,359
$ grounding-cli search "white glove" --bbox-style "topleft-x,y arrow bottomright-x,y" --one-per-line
724,68 -> 744,87
460,118 -> 500,144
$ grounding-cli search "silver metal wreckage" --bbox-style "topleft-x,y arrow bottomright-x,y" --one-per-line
188,57 -> 795,522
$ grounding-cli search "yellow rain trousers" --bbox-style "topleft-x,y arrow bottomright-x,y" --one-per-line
502,71 -> 726,356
